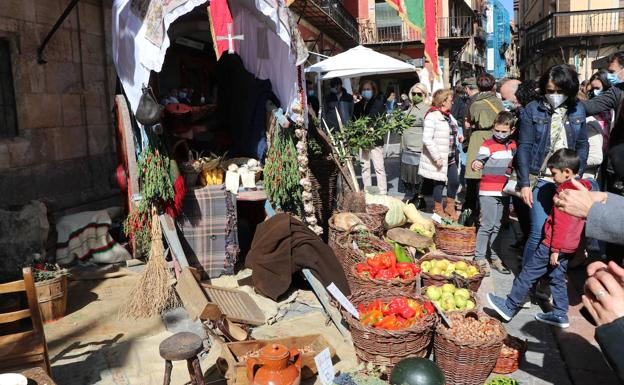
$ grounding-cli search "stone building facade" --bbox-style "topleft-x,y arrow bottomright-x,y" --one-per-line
0,0 -> 119,212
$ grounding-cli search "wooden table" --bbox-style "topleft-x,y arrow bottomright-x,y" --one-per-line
20,367 -> 56,385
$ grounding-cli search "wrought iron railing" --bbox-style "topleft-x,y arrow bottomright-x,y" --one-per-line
314,0 -> 360,43
360,16 -> 473,44
524,8 -> 624,51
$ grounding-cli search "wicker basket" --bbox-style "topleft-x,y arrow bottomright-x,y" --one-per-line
364,204 -> 389,230
349,264 -> 420,293
328,213 -> 382,245
332,232 -> 393,275
493,335 -> 528,374
309,157 -> 339,240
340,288 -> 436,369
434,311 -> 506,385
418,252 -> 485,292
434,223 -> 476,256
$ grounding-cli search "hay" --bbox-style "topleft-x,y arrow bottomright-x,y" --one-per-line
120,213 -> 178,319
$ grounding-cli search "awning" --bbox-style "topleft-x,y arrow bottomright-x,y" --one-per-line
306,45 -> 416,79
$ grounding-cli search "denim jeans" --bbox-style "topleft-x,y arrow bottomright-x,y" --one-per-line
522,180 -> 557,267
475,196 -> 507,261
432,162 -> 459,202
507,242 -> 571,317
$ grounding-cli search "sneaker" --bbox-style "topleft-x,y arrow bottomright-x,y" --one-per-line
535,312 -> 570,328
487,293 -> 515,322
491,259 -> 511,274
476,259 -> 491,277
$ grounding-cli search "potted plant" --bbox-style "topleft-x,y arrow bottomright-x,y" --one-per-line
32,260 -> 68,322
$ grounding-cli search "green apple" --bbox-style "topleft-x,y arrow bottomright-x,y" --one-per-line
465,300 -> 476,310
467,266 -> 479,277
454,296 -> 467,309
437,259 -> 449,271
456,270 -> 468,278
430,267 -> 442,275
441,283 -> 456,294
441,292 -> 454,302
421,261 -> 432,272
442,297 -> 456,311
425,286 -> 442,301
446,264 -> 456,274
455,261 -> 468,271
454,288 -> 471,300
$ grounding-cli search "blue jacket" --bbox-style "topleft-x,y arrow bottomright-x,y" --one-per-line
517,100 -> 589,188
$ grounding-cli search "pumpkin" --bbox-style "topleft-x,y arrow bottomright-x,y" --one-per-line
389,357 -> 445,385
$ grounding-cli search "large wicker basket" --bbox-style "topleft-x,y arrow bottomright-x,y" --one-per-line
340,288 -> 436,370
434,311 -> 506,385
493,335 -> 528,374
349,264 -> 420,293
309,157 -> 339,240
419,252 -> 485,292
332,232 -> 393,276
434,223 -> 476,256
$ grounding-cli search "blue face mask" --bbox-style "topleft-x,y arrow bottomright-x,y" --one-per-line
178,92 -> 187,99
362,90 -> 373,100
330,87 -> 338,94
593,89 -> 602,97
502,100 -> 515,111
607,71 -> 622,85
307,89 -> 315,97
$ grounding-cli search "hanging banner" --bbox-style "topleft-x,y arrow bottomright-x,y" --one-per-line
208,0 -> 235,59
423,0 -> 440,76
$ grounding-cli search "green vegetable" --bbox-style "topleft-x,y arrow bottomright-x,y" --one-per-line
389,357 -> 445,385
458,208 -> 472,226
389,240 -> 412,263
485,375 -> 519,385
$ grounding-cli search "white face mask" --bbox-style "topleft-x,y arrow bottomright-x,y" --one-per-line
545,94 -> 568,109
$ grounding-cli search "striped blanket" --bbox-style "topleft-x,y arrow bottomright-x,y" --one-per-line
56,209 -> 130,265
177,185 -> 239,278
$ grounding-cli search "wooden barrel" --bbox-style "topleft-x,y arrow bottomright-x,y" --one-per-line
35,274 -> 68,322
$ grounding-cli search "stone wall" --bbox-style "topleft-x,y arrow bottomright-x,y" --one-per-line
0,0 -> 121,212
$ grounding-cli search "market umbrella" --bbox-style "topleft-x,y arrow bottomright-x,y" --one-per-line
306,45 -> 416,79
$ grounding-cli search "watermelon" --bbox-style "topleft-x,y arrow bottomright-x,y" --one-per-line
389,358 -> 445,385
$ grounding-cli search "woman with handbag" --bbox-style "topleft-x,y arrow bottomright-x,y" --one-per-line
418,89 -> 463,218
517,64 -> 589,267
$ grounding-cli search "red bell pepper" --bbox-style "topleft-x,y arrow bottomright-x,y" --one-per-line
423,301 -> 435,316
377,251 -> 397,269
356,263 -> 373,277
374,315 -> 401,330
367,299 -> 384,312
397,266 -> 415,280
374,268 -> 397,280
366,256 -> 384,270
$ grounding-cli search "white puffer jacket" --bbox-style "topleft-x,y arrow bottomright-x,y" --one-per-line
418,110 -> 455,182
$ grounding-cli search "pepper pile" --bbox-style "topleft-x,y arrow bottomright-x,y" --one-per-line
358,297 -> 434,330
355,251 -> 421,280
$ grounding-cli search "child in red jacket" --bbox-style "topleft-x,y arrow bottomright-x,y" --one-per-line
487,148 -> 591,328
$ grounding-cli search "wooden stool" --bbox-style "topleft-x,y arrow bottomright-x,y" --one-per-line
159,332 -> 206,385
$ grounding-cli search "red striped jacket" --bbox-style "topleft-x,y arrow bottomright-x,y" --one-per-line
473,138 -> 517,196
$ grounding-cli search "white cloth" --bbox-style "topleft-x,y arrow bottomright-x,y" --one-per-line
418,110 -> 453,182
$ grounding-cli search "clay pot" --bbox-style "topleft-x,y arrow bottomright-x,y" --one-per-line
247,343 -> 302,385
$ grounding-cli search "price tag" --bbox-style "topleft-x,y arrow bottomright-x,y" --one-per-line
314,348 -> 335,385
327,282 -> 359,318
430,213 -> 443,224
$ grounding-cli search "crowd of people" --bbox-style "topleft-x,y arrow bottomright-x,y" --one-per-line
307,51 -> 624,382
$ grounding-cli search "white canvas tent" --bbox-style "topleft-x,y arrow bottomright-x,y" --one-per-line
306,45 -> 416,79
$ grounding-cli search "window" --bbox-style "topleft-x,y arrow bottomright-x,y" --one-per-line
0,39 -> 18,138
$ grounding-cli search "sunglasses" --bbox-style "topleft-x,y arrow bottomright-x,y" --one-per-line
411,92 -> 424,96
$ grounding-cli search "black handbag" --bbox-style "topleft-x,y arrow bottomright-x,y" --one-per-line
135,85 -> 163,126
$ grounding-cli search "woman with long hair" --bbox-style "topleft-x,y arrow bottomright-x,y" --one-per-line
418,88 -> 462,218
354,80 -> 387,194
517,64 -> 589,268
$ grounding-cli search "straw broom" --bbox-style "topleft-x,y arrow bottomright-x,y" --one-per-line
120,210 -> 177,319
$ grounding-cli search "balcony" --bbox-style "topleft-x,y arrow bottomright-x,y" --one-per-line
524,8 -> 624,52
360,16 -> 473,45
289,0 -> 359,47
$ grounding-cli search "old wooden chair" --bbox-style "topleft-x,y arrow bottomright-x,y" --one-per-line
0,267 -> 51,374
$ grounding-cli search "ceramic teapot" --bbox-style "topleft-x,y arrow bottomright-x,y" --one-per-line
247,343 -> 302,385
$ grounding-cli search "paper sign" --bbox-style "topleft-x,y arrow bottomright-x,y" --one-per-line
430,213 -> 443,224
314,348 -> 335,385
327,282 -> 359,319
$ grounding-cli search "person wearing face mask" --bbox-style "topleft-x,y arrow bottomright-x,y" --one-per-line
400,83 -> 430,208
500,79 -> 522,112
324,77 -> 353,132
471,111 -> 517,276
399,93 -> 411,111
354,80 -> 387,194
516,64 -> 588,272
583,53 -> 624,192
306,79 -> 320,118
